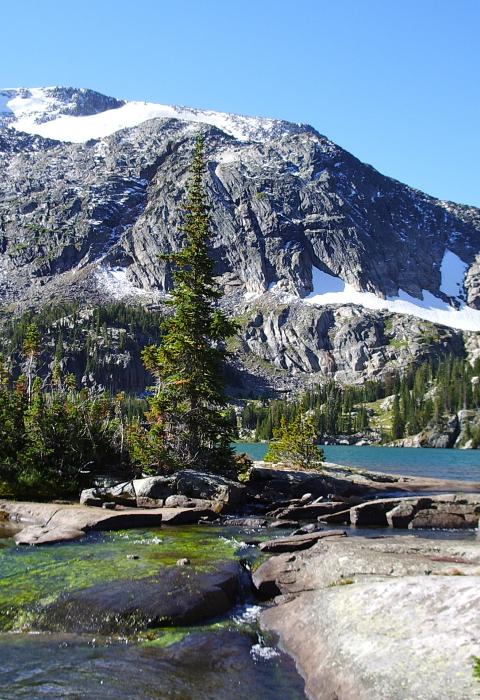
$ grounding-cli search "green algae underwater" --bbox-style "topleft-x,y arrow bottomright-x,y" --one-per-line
0,524 -> 306,699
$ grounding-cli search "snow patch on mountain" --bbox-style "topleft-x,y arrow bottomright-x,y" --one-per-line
305,267 -> 480,332
96,267 -> 149,300
0,87 -> 287,143
440,249 -> 468,297
4,87 -> 56,121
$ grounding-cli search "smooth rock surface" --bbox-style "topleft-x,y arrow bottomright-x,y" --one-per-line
14,525 -> 85,546
260,536 -> 480,699
1,500 -> 217,544
258,530 -> 346,553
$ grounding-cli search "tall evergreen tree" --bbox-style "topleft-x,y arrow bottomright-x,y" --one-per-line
132,135 -> 238,473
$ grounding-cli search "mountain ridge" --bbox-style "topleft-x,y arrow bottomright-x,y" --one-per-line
1,86 -> 479,390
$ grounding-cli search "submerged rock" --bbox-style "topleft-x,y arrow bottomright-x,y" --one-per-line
38,561 -> 242,634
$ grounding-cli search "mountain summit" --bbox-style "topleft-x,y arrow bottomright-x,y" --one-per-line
0,86 -> 479,388
0,86 -> 308,143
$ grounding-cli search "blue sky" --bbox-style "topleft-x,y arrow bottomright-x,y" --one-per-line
2,0 -> 479,206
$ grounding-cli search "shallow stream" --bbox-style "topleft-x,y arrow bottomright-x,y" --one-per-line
0,525 -> 307,699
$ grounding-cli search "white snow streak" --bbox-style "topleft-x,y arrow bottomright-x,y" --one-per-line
1,88 -> 278,143
96,267 -> 147,300
305,267 -> 480,332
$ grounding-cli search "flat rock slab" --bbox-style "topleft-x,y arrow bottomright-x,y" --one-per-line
263,576 -> 480,700
38,561 -> 241,634
1,500 -> 217,545
259,536 -> 480,700
259,530 -> 346,553
14,525 -> 85,546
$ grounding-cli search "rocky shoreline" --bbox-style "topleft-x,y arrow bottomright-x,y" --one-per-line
2,462 -> 480,546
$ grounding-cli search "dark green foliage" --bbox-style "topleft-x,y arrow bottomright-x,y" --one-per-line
239,355 -> 480,445
244,379 -> 381,442
474,656 -> 480,682
264,414 -> 324,469
0,357 -> 128,498
0,302 -> 165,393
129,136 -> 238,474
389,356 -> 480,440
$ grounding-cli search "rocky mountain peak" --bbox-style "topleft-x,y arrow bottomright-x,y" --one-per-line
1,86 -> 479,388
0,86 -> 125,130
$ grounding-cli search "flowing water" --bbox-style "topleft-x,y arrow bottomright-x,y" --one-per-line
235,443 -> 480,481
0,525 -> 306,700
2,445 -> 478,698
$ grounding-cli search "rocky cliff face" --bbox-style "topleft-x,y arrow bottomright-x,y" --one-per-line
1,87 -> 479,391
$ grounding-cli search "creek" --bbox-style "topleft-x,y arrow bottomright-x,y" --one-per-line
0,524 -> 306,700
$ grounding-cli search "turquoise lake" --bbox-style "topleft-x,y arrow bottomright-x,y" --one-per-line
234,443 -> 480,482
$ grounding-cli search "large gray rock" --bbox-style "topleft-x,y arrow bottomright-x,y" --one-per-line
38,561 -> 241,633
260,536 -> 480,700
133,476 -> 175,504
80,482 -> 136,507
173,470 -> 246,506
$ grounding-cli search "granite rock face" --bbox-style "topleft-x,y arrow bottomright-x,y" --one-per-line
1,87 -> 480,390
259,536 -> 480,700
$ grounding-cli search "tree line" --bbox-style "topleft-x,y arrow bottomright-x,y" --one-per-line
240,355 -> 480,445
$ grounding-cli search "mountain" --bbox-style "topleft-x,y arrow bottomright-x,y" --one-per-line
0,86 -> 479,393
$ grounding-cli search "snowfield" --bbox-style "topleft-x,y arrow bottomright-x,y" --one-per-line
0,87 -> 281,143
95,267 -> 149,300
305,266 -> 480,332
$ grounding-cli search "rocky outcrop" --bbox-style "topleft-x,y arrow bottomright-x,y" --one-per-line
1,500 -> 218,545
325,493 -> 480,529
259,536 -> 480,700
248,462 -> 480,502
80,469 -> 246,511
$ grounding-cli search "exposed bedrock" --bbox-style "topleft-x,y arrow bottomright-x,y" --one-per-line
258,536 -> 480,700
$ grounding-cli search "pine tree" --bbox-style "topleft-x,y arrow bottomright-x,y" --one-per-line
390,393 -> 405,439
264,413 -> 324,469
22,323 -> 41,404
133,134 -> 238,473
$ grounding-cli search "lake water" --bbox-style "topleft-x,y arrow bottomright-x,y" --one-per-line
235,443 -> 480,482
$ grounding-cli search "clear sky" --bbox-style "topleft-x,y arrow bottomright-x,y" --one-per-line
2,0 -> 479,206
